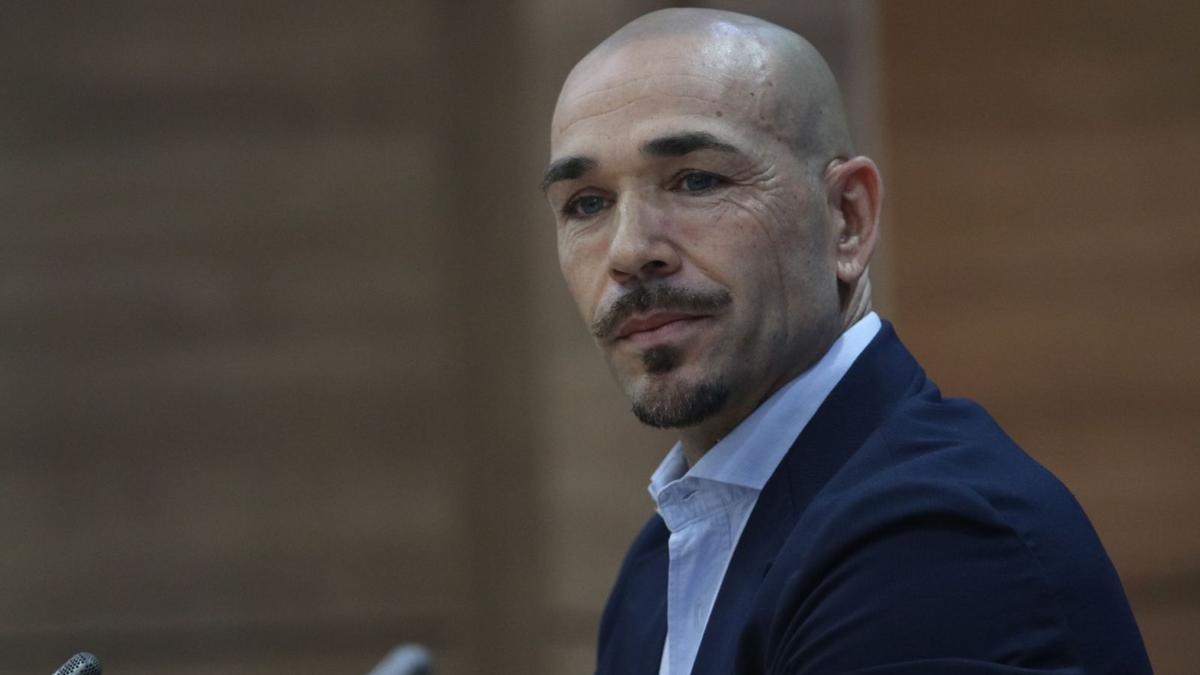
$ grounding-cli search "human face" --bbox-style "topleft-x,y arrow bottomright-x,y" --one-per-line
545,34 -> 844,441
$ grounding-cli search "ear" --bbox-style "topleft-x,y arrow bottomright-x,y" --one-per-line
824,156 -> 883,285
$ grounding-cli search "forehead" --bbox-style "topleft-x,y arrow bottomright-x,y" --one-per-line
551,33 -> 780,156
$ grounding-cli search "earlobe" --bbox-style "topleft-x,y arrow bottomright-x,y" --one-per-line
825,156 -> 883,284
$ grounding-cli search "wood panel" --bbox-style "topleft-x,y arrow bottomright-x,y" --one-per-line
879,2 -> 1200,673
0,2 -> 466,672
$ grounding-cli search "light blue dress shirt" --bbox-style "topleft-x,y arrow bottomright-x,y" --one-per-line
650,312 -> 882,675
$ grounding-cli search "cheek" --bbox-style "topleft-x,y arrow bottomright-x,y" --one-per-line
702,194 -> 830,320
684,195 -> 785,276
558,234 -> 609,321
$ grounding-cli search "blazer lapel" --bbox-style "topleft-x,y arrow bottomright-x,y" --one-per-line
596,516 -> 670,674
690,323 -> 923,675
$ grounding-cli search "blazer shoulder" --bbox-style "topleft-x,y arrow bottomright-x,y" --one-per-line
746,396 -> 1151,674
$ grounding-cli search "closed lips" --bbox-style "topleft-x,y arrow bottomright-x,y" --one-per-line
615,313 -> 704,339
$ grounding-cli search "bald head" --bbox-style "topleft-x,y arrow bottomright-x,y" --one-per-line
554,8 -> 854,170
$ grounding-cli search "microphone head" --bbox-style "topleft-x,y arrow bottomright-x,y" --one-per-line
366,644 -> 432,675
52,652 -> 102,675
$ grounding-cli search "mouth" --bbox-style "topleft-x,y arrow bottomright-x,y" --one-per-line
614,312 -> 710,344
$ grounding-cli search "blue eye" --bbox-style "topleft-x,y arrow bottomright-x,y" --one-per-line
569,194 -> 609,217
681,172 -> 721,192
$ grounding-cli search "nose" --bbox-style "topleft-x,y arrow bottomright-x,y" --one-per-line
606,197 -> 681,285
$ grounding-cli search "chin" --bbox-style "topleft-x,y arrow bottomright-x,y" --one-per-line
626,370 -> 730,429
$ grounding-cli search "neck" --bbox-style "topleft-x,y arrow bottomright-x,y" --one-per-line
676,396 -> 761,468
678,436 -> 710,470
841,274 -> 873,330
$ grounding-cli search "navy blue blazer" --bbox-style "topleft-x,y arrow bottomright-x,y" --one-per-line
596,323 -> 1151,674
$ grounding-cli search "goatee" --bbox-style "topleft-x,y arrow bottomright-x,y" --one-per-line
630,376 -> 729,428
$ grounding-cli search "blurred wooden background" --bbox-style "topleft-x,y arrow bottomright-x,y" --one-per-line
1,1 -> 1195,673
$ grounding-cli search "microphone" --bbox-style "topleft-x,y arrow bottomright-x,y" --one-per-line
52,652 -> 102,675
365,644 -> 432,675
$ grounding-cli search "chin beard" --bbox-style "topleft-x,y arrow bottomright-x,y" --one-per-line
629,345 -> 729,428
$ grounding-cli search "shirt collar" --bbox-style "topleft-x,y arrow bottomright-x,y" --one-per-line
650,312 -> 882,502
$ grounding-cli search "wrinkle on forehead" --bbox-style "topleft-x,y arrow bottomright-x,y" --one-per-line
564,71 -> 728,105
554,79 -> 755,142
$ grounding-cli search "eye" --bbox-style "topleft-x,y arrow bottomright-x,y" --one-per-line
564,194 -> 610,218
677,171 -> 724,193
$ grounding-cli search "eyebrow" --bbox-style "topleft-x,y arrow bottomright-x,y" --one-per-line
540,156 -> 597,193
641,131 -> 741,157
540,131 -> 743,193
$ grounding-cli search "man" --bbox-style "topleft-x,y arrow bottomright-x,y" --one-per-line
542,8 -> 1151,675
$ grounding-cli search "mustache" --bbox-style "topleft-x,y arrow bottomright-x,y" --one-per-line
591,285 -> 732,339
